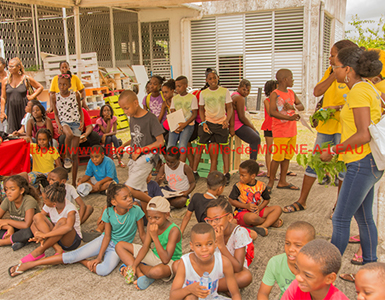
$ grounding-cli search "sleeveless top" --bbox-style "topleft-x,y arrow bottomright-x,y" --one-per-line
5,76 -> 28,133
231,91 -> 246,131
261,97 -> 273,131
182,251 -> 225,299
271,89 -> 297,138
164,161 -> 190,192
32,121 -> 47,138
55,91 -> 80,124
152,223 -> 182,261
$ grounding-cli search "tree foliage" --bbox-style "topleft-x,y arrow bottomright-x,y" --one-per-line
346,14 -> 385,50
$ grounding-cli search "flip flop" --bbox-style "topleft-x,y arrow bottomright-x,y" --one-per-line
20,253 -> 45,264
250,226 -> 268,237
339,273 -> 355,283
349,235 -> 360,243
257,171 -> 267,177
277,183 -> 300,190
283,201 -> 305,213
287,171 -> 297,176
272,218 -> 284,228
351,254 -> 363,265
8,263 -> 24,278
136,275 -> 155,290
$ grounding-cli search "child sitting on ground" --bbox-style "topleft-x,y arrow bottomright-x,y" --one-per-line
180,171 -> 225,235
355,262 -> 385,299
10,182 -> 82,274
77,145 -> 119,197
156,147 -> 196,208
117,196 -> 182,290
229,160 -> 283,237
198,69 -> 233,185
205,197 -> 253,293
281,239 -> 348,300
0,175 -> 40,251
9,183 -> 146,277
170,222 -> 241,300
257,221 -> 316,299
266,68 -> 304,193
117,90 -> 164,211
48,167 -> 93,224
93,104 -> 124,168
168,76 -> 198,162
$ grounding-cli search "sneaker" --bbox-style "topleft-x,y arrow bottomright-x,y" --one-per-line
225,172 -> 231,186
64,158 -> 72,169
319,175 -> 331,185
12,242 -> 26,251
77,183 -> 92,197
193,171 -> 200,181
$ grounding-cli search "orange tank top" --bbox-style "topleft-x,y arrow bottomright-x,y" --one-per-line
271,89 -> 297,138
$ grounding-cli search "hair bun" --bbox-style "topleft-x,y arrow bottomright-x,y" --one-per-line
357,50 -> 382,77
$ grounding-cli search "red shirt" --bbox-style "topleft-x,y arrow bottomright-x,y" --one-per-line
261,97 -> 272,131
281,279 -> 349,300
271,89 -> 297,138
82,108 -> 92,133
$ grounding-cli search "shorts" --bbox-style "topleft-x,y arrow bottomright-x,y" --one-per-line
58,233 -> 82,251
272,136 -> 297,162
189,122 -> 199,142
264,130 -> 272,138
28,172 -> 49,188
125,154 -> 155,192
197,121 -> 229,145
234,208 -> 266,227
62,121 -> 82,137
133,244 -> 174,282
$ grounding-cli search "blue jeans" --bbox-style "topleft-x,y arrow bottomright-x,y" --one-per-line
331,153 -> 384,263
168,125 -> 195,154
62,234 -> 120,276
305,132 -> 345,180
235,125 -> 261,160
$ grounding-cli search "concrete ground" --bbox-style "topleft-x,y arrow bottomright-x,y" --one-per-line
0,156 -> 382,300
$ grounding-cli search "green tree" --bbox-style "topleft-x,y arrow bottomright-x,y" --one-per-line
346,14 -> 385,50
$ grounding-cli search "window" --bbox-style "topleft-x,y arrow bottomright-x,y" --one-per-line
322,14 -> 332,74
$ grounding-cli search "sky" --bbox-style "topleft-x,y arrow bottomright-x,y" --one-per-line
345,0 -> 385,33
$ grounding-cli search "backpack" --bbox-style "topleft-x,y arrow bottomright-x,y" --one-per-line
146,92 -> 166,110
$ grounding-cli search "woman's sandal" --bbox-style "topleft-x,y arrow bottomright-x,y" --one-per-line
349,235 -> 361,243
283,202 -> 305,213
287,171 -> 297,176
339,273 -> 355,283
272,218 -> 284,228
8,263 -> 23,278
351,254 -> 363,265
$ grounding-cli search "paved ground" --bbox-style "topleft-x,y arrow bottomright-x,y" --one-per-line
1,153 -> 381,300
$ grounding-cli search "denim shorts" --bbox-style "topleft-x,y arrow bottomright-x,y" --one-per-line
62,121 -> 82,137
305,132 -> 346,180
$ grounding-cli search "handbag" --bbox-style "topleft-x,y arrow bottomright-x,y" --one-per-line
365,81 -> 385,170
25,76 -> 37,100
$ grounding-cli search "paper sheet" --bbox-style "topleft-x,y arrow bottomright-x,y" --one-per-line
162,190 -> 183,199
167,109 -> 185,132
299,113 -> 314,133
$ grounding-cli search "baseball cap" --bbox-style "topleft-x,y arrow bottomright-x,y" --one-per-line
205,68 -> 218,78
147,196 -> 170,213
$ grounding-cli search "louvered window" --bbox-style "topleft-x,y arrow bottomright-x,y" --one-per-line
334,19 -> 344,43
322,14 -> 332,74
191,8 -> 304,94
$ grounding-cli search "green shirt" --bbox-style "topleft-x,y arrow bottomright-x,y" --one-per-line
152,222 -> 182,261
170,93 -> 198,125
0,195 -> 40,221
262,253 -> 296,299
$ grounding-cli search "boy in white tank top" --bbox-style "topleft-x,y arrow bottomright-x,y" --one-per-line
170,223 -> 241,300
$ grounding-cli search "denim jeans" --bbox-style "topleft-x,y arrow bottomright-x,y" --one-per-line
305,132 -> 345,180
62,234 -> 120,276
168,124 -> 195,154
331,153 -> 384,263
235,125 -> 261,160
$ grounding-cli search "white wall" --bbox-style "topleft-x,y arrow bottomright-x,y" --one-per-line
138,7 -> 199,79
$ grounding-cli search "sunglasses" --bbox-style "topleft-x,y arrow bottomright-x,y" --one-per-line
204,212 -> 230,224
58,74 -> 71,79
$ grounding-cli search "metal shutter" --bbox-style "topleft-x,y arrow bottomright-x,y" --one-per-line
334,19 -> 344,43
322,14 -> 332,74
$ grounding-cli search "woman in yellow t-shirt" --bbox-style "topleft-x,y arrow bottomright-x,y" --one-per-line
283,39 -> 358,214
320,47 -> 384,266
48,61 -> 87,112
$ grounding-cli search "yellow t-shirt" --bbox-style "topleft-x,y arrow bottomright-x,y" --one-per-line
316,66 -> 349,134
369,48 -> 385,78
30,143 -> 60,173
375,80 -> 385,93
49,75 -> 85,93
340,82 -> 382,164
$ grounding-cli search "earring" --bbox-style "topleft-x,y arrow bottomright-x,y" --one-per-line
344,75 -> 350,83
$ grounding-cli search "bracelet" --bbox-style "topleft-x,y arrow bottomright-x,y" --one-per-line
330,146 -> 337,156
200,121 -> 206,126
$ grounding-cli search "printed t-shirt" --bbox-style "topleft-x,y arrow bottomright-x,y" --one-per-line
30,143 -> 60,173
50,75 -> 84,93
85,156 -> 119,183
170,93 -> 198,125
101,205 -> 144,244
142,93 -> 166,123
199,87 -> 232,124
340,81 -> 382,164
55,91 -> 80,123
129,111 -> 164,149
229,180 -> 270,215
224,225 -> 252,268
316,67 -> 349,135
262,253 -> 296,299
152,223 -> 182,261
43,199 -> 82,238
281,279 -> 349,300
271,89 -> 297,138
0,195 -> 40,221
187,193 -> 215,222
65,183 -> 80,206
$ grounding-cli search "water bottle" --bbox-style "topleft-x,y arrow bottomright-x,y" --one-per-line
145,153 -> 153,163
200,272 -> 212,299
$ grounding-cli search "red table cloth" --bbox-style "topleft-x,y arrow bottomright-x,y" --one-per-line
0,139 -> 30,175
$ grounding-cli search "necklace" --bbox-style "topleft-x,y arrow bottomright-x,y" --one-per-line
206,192 -> 217,199
114,208 -> 129,225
